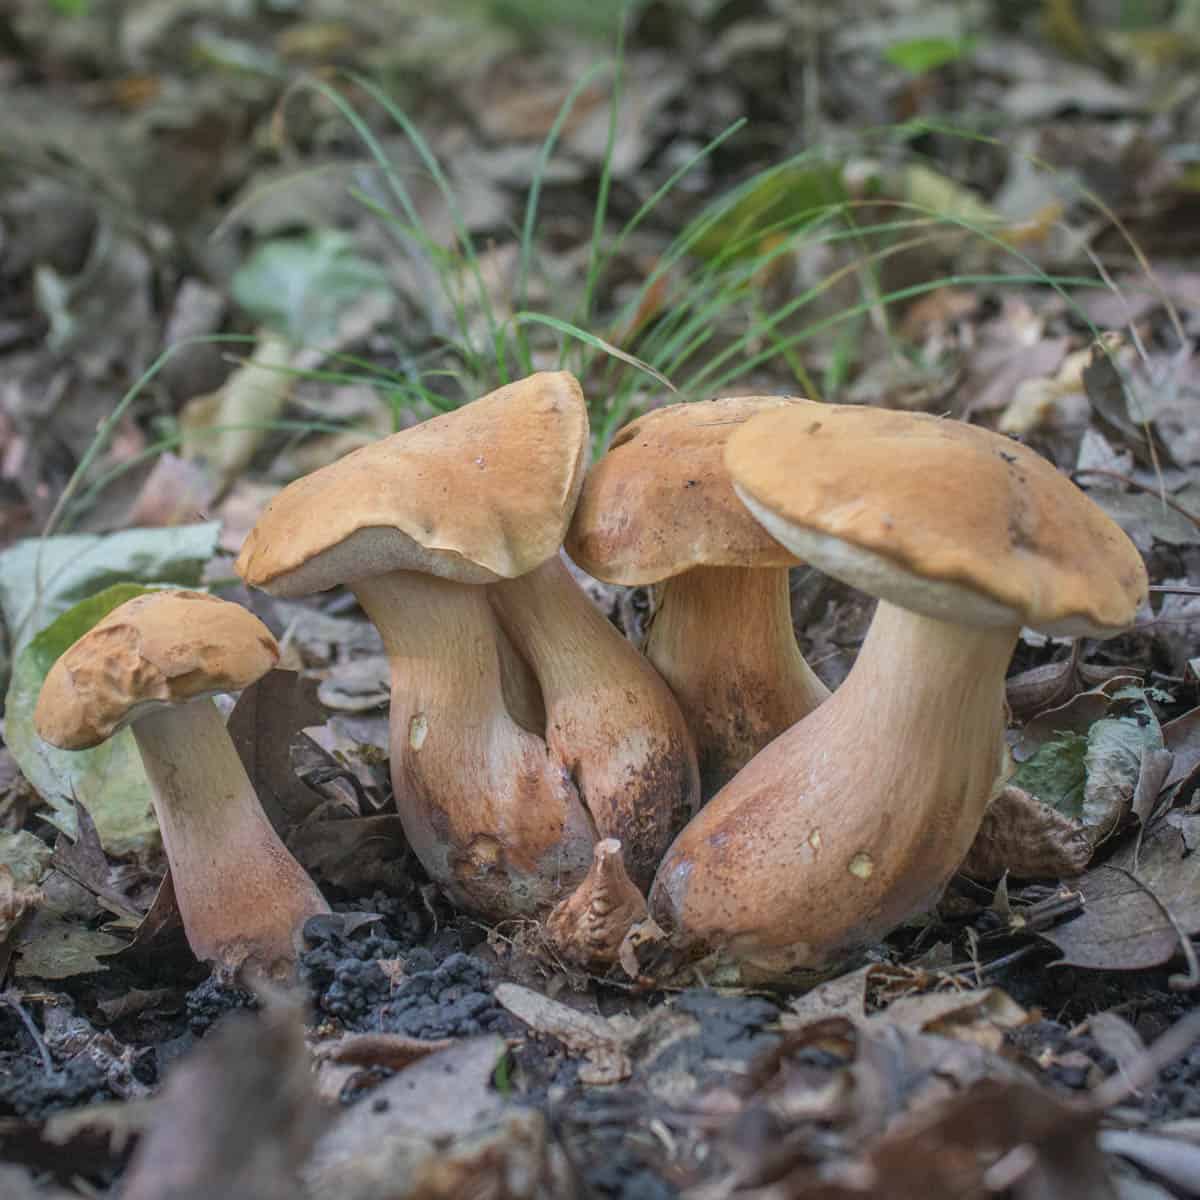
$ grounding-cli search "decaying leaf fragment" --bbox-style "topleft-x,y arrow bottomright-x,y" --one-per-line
494,982 -> 630,1084
959,785 -> 1091,880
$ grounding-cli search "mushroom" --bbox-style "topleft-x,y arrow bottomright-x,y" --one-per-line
489,552 -> 699,892
236,373 -> 614,920
545,838 -> 648,967
34,590 -> 329,978
566,397 -> 830,797
647,402 -> 1148,981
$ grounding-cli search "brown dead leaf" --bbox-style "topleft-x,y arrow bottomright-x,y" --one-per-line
303,1036 -> 509,1198
123,453 -> 215,529
1039,817 -> 1200,971
960,785 -> 1092,880
0,866 -> 43,976
121,998 -> 320,1200
115,870 -> 187,963
227,670 -> 329,829
287,815 -> 410,894
51,799 -> 143,923
875,987 -> 1028,1053
311,1031 -> 455,1069
0,1098 -> 155,1185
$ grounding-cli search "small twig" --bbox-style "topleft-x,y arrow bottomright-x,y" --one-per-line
0,992 -> 55,1076
1101,865 -> 1200,993
1149,585 -> 1200,596
1072,468 -> 1200,530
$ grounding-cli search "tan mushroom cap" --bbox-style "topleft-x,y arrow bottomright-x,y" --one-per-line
236,371 -> 589,596
726,402 -> 1148,637
35,590 -> 279,750
565,396 -> 803,586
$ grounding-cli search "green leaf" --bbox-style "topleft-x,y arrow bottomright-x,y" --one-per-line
5,584 -> 160,855
232,231 -> 390,345
1013,731 -> 1089,818
1014,686 -> 1163,838
689,163 -> 847,263
882,36 -> 978,74
0,522 -> 220,677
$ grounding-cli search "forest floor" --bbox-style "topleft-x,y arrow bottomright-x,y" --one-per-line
3,1 -> 1200,1197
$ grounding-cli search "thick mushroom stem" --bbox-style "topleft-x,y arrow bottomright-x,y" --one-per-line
643,566 -> 830,797
649,602 -> 1017,980
351,569 -> 596,919
131,699 -> 329,978
545,838 -> 648,966
489,555 -> 700,891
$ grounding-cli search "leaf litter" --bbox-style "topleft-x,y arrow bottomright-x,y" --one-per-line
3,0 -> 1200,1195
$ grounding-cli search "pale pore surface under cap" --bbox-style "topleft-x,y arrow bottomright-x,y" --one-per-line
566,395 -> 803,585
726,404 -> 1147,637
35,590 -> 279,750
236,371 -> 588,595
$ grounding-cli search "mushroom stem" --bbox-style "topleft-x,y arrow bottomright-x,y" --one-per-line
489,555 -> 699,890
132,699 -> 329,977
351,569 -> 595,918
643,566 -> 830,797
545,838 -> 648,966
650,601 -> 1016,979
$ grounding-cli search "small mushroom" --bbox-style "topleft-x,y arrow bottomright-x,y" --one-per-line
648,403 -> 1148,980
566,397 -> 830,797
545,838 -> 648,967
236,373 -> 597,919
489,553 -> 699,891
34,590 -> 329,979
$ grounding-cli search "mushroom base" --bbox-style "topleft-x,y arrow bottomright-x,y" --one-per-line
648,603 -> 1017,979
490,555 -> 699,891
644,566 -> 829,798
353,570 -> 596,920
133,699 -> 329,978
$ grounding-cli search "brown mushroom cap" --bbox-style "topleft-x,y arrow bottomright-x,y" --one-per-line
566,396 -> 803,586
236,371 -> 588,595
726,403 -> 1148,637
35,590 -> 279,750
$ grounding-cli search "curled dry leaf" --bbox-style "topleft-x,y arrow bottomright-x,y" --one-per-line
959,785 -> 1092,881
0,866 -> 43,962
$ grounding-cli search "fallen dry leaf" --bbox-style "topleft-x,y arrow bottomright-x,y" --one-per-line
1039,817 -> 1200,972
120,997 -> 320,1200
494,982 -> 631,1084
227,670 -> 329,828
302,1035 -> 510,1199
959,785 -> 1092,881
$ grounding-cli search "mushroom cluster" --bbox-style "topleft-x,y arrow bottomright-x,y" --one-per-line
31,374 -> 1148,985
645,400 -> 1147,980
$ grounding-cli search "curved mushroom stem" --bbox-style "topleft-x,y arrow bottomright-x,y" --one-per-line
352,569 -> 596,919
132,699 -> 329,979
649,601 -> 1017,980
643,566 -> 830,798
545,838 -> 648,966
489,555 -> 700,891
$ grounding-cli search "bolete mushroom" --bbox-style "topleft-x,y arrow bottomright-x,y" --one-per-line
647,402 -> 1148,980
237,372 -> 688,923
545,838 -> 648,967
488,553 -> 699,892
566,397 -> 830,796
34,590 -> 329,978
